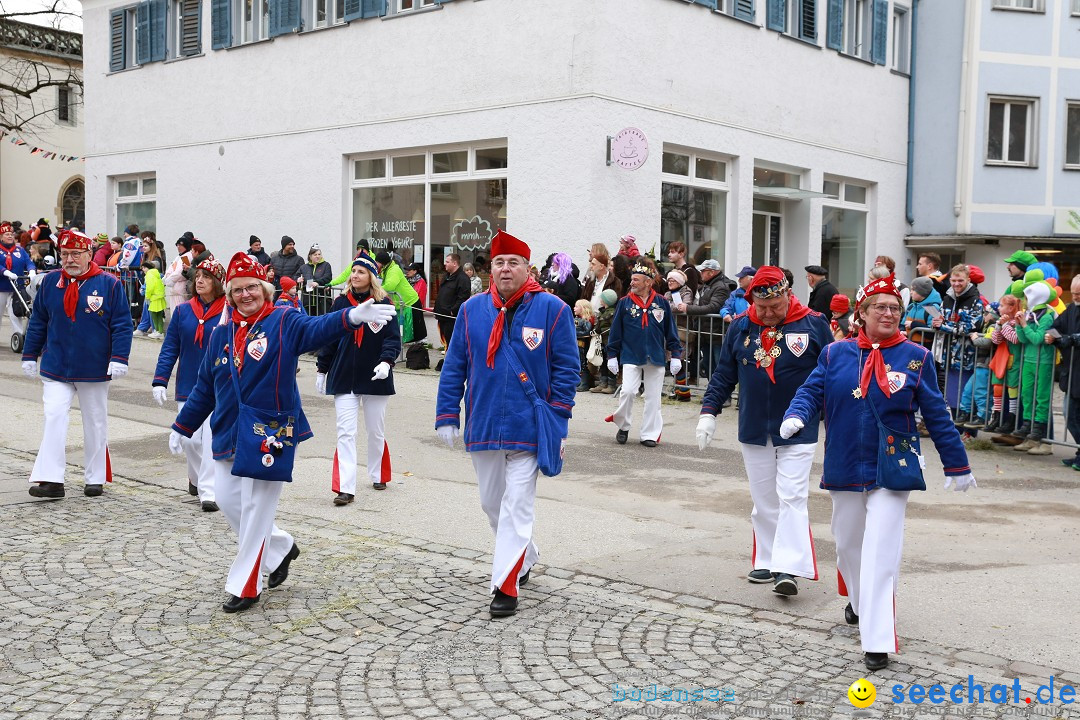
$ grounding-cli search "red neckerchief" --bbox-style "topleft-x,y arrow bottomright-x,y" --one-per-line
628,289 -> 657,329
747,294 -> 813,383
188,296 -> 227,347
486,277 -> 544,368
344,290 -> 371,348
59,263 -> 103,321
231,302 -> 273,372
856,328 -> 906,398
0,242 -> 16,270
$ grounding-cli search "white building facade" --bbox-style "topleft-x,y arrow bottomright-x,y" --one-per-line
83,0 -> 913,302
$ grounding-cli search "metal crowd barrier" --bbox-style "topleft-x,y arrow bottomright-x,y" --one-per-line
99,266 -> 145,326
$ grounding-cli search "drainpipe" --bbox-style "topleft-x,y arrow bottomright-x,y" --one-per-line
954,0 -> 977,226
905,0 -> 920,226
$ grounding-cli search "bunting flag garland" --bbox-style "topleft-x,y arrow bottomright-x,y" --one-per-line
0,130 -> 82,161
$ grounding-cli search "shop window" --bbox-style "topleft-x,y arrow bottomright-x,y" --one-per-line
661,147 -> 729,269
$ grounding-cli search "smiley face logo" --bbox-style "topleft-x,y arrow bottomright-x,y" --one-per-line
848,678 -> 876,708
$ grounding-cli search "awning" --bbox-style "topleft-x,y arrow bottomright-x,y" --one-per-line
752,187 -> 833,201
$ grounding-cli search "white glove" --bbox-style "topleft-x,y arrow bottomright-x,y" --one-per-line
944,473 -> 977,492
315,372 -> 326,394
168,430 -> 184,455
670,358 -> 682,376
371,362 -> 391,381
152,386 -> 167,407
108,362 -> 128,379
28,268 -> 36,278
696,414 -> 716,451
437,425 -> 458,449
348,298 -> 396,326
607,358 -> 619,376
21,360 -> 37,377
3,270 -> 16,280
779,417 -> 804,439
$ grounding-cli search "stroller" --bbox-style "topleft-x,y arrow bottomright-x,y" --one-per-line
9,275 -> 36,353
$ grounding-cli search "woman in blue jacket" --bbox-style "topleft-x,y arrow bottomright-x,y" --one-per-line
781,275 -> 975,672
316,252 -> 401,505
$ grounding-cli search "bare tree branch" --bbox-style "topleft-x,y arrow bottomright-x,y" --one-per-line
0,9 -> 82,135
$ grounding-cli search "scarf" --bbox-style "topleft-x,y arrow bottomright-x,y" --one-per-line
856,328 -> 906,398
345,290 -> 372,348
188,296 -> 227,347
59,263 -> 103,321
0,241 -> 15,270
486,277 -> 544,368
628,289 -> 657,329
231,302 -> 274,372
746,295 -> 813,383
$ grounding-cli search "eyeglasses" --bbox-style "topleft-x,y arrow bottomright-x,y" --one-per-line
232,283 -> 263,297
492,259 -> 525,270
868,303 -> 902,316
59,251 -> 88,259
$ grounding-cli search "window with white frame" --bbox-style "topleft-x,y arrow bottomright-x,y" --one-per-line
660,148 -> 729,270
1066,102 -> 1080,170
1073,0 -> 1080,16
238,0 -> 270,43
396,0 -> 435,11
891,3 -> 910,72
991,0 -> 1044,11
108,7 -> 138,71
310,0 -> 346,28
56,85 -> 76,125
986,96 -> 1038,167
717,0 -> 756,22
767,0 -> 817,42
114,174 -> 157,236
820,177 -> 869,298
843,0 -> 871,59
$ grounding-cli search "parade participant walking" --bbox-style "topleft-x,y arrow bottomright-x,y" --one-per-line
152,257 -> 229,511
435,230 -> 578,618
607,261 -> 682,447
782,274 -> 975,671
171,252 -> 396,613
316,252 -> 401,504
695,266 -> 831,596
22,230 -> 133,499
0,221 -> 34,338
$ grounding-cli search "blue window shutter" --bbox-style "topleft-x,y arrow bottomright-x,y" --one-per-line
135,1 -> 150,65
361,0 -> 386,18
766,0 -> 786,31
211,0 -> 232,49
734,0 -> 755,21
269,0 -> 301,37
149,0 -> 167,61
434,0 -> 457,3
109,9 -> 126,71
344,0 -> 362,20
692,0 -> 719,9
826,0 -> 842,49
179,0 -> 201,56
799,0 -> 816,40
870,0 -> 887,64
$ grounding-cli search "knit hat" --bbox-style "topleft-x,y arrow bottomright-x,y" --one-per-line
491,229 -> 531,261
95,232 -> 109,244
352,250 -> 380,277
175,234 -> 193,251
967,264 -> 985,284
226,251 -> 268,283
0,222 -> 12,235
249,235 -> 260,246
600,289 -> 618,308
666,269 -> 687,287
910,276 -> 934,298
829,294 -> 851,313
279,276 -> 297,293
374,250 -> 392,266
281,235 -> 295,250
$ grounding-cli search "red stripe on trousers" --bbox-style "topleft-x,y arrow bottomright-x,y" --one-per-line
332,449 -> 340,493
242,542 -> 264,598
105,446 -> 112,483
380,441 -> 391,485
893,595 -> 899,652
499,550 -> 526,598
751,530 -> 757,566
837,569 -> 848,597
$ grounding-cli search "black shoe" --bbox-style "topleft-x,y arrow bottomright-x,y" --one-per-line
489,589 -> 518,617
616,429 -> 628,445
268,543 -> 300,589
28,482 -> 65,499
962,416 -> 985,430
83,484 -> 104,497
772,573 -> 798,596
983,412 -> 1001,433
222,594 -> 260,613
640,439 -> 657,447
747,569 -> 774,583
519,569 -> 530,586
188,482 -> 198,497
954,410 -> 970,425
333,492 -> 354,506
864,652 -> 889,671
845,603 -> 859,625
371,482 -> 386,491
1028,421 -> 1047,442
1012,421 -> 1031,438
201,501 -> 219,512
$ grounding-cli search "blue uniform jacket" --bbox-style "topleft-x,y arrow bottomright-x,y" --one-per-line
435,290 -> 579,452
784,337 -> 971,491
0,244 -> 33,292
23,269 -> 132,382
316,292 -> 400,396
607,293 -> 682,366
153,300 -> 228,401
701,311 -> 832,446
172,306 -> 361,463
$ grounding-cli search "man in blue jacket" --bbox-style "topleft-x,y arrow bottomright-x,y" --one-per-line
695,266 -> 833,597
22,230 -> 133,499
435,230 -> 579,618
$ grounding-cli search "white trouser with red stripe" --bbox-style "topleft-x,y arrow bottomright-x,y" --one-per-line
332,393 -> 390,494
30,379 -> 111,487
739,439 -> 818,579
214,461 -> 295,599
613,363 -> 666,442
177,400 -> 215,503
471,450 -> 539,597
0,291 -> 27,336
830,488 -> 909,653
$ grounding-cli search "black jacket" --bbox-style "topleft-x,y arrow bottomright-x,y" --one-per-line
807,278 -> 839,315
1052,303 -> 1080,399
270,250 -> 304,290
542,273 -> 581,308
316,292 -> 400,396
435,268 -> 471,318
685,273 -> 731,316
248,249 -> 270,265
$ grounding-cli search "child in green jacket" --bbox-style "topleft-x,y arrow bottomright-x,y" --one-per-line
142,261 -> 166,336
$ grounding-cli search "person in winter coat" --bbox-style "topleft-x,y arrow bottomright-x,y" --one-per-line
404,262 -> 430,344
269,236 -> 304,292
247,236 -> 270,265
1010,276 -> 1058,454
541,252 -> 581,308
902,276 -> 942,349
666,241 -> 702,297
829,294 -> 853,341
316,252 -> 401,504
464,263 -> 483,295
163,233 -> 196,313
719,266 -> 755,322
152,257 -> 229,511
677,259 -> 731,379
616,234 -> 641,260
143,260 -> 167,336
581,244 -> 620,311
274,276 -> 306,314
664,269 -> 694,401
299,245 -> 333,315
1047,275 -> 1080,469
956,305 -> 998,430
91,233 -> 112,267
375,250 -> 419,343
434,253 -> 471,349
588,289 -> 619,394
805,265 -> 839,315
985,294 -> 1023,437
931,264 -> 985,410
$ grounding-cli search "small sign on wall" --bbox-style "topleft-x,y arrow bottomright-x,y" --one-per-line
608,127 -> 649,170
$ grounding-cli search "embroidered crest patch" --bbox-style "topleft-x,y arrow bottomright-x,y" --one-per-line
368,321 -> 385,333
522,327 -> 544,351
247,337 -> 268,362
785,333 -> 809,357
651,307 -> 665,323
887,371 -> 907,393
86,295 -> 103,312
